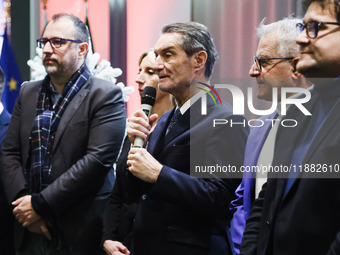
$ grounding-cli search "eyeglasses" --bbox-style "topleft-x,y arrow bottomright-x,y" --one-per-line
253,56 -> 294,72
296,21 -> 340,39
36,37 -> 82,49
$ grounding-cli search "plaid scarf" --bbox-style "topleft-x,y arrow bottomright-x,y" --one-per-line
25,64 -> 91,193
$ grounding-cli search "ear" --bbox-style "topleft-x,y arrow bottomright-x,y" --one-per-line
78,42 -> 89,59
193,50 -> 207,73
291,57 -> 303,79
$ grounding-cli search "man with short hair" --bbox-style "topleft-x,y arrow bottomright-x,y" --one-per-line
240,1 -> 340,254
0,14 -> 126,254
230,17 -> 311,255
126,22 -> 249,255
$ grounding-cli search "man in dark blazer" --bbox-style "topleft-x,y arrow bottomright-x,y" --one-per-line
126,22 -> 249,255
240,1 -> 340,254
0,14 -> 126,254
230,17 -> 311,254
0,67 -> 15,255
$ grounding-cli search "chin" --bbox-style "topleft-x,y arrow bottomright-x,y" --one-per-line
45,66 -> 58,76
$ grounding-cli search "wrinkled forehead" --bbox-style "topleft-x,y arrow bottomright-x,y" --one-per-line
257,33 -> 279,57
154,33 -> 184,54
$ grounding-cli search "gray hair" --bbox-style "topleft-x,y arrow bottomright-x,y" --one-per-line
162,22 -> 219,79
256,16 -> 302,58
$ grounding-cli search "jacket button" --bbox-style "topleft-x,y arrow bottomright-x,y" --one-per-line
141,194 -> 147,200
266,220 -> 270,225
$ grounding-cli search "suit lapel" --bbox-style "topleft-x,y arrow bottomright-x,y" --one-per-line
281,96 -> 340,200
303,97 -> 340,163
163,109 -> 190,145
147,109 -> 171,156
270,93 -> 319,205
52,84 -> 90,152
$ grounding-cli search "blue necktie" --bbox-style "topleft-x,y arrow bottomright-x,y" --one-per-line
166,108 -> 181,134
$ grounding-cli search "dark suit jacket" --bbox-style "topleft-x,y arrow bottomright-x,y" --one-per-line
131,96 -> 249,255
0,76 -> 126,254
0,108 -> 15,255
241,91 -> 340,255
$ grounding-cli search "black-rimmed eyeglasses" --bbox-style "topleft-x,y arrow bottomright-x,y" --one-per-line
296,21 -> 340,39
37,37 -> 82,49
253,56 -> 294,72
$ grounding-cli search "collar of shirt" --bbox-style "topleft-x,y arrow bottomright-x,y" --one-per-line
0,102 -> 4,115
178,87 -> 210,115
49,82 -> 62,108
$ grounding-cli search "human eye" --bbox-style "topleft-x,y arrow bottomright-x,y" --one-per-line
147,68 -> 155,75
164,51 -> 172,58
259,59 -> 271,67
39,38 -> 48,47
50,38 -> 63,47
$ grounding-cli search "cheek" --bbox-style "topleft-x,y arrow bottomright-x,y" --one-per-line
151,76 -> 160,87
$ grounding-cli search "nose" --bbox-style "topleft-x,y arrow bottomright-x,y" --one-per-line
249,62 -> 260,77
42,41 -> 54,53
296,29 -> 310,45
154,55 -> 164,71
135,73 -> 144,85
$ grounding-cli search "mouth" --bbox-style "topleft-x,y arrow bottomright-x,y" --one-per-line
159,75 -> 169,81
138,89 -> 143,96
43,58 -> 57,65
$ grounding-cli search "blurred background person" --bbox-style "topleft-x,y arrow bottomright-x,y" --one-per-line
102,49 -> 174,255
0,67 -> 15,255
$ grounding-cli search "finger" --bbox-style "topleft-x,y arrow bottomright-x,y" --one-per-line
133,109 -> 149,120
13,207 -> 19,215
40,223 -> 52,240
127,121 -> 150,136
128,147 -> 138,155
149,113 -> 158,126
12,197 -> 24,206
117,243 -> 129,253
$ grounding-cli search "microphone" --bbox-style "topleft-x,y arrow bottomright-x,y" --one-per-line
133,86 -> 157,148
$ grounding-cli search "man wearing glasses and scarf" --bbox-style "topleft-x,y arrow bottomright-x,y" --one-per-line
0,14 -> 126,254
240,1 -> 340,254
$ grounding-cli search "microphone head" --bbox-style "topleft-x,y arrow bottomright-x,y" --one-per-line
141,86 -> 157,106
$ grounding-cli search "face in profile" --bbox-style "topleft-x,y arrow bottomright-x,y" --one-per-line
135,51 -> 169,102
249,32 -> 295,101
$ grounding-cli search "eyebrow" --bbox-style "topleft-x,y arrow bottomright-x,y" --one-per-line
155,46 -> 176,55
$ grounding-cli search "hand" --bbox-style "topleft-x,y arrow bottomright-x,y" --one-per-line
126,110 -> 158,145
127,148 -> 162,183
103,240 -> 130,255
27,218 -> 52,240
12,195 -> 41,227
